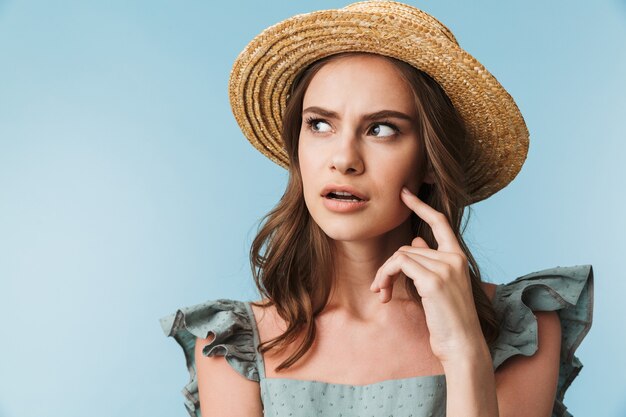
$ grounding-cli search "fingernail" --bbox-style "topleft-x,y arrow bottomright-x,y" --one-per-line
402,187 -> 411,194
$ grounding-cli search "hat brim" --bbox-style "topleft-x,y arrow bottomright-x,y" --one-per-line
228,3 -> 529,205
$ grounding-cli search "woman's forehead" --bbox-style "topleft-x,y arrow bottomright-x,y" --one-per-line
302,55 -> 416,115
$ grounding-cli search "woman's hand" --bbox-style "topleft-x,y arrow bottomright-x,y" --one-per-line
369,186 -> 486,366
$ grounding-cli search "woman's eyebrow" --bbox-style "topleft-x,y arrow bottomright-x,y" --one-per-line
302,106 -> 414,122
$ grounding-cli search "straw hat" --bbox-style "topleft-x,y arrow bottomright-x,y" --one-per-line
228,0 -> 529,205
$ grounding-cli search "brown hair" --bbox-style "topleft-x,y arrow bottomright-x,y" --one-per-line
249,52 -> 499,373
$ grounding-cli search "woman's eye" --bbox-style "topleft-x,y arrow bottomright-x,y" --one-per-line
304,117 -> 400,137
370,123 -> 398,138
306,118 -> 332,133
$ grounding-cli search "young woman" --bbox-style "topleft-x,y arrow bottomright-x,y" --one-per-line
159,2 -> 594,416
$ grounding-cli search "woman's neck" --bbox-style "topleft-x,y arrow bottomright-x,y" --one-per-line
326,218 -> 417,320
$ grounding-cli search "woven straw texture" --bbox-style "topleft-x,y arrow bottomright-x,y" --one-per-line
228,0 -> 529,205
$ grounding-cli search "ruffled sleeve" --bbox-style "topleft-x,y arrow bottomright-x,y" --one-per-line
490,264 -> 594,417
159,298 -> 259,417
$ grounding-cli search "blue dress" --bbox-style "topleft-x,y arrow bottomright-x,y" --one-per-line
159,264 -> 594,417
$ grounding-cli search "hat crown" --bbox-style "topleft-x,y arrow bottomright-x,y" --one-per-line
342,0 -> 459,45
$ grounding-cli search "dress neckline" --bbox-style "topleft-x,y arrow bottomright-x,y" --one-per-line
259,372 -> 446,388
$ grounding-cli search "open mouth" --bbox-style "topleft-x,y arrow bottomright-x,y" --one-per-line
324,192 -> 364,202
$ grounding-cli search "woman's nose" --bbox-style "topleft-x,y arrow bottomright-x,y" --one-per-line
329,129 -> 364,174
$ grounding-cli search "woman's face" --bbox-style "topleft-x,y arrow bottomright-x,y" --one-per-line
298,53 -> 432,242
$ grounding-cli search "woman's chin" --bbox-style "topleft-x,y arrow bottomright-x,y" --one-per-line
317,223 -> 386,243
316,214 -> 412,243
326,231 -> 368,242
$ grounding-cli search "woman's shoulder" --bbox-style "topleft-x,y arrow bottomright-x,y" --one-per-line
488,264 -> 594,416
159,298 -> 255,345
159,297 -> 261,416
488,264 -> 593,364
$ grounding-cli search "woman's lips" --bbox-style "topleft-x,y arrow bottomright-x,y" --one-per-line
320,184 -> 368,201
322,195 -> 368,213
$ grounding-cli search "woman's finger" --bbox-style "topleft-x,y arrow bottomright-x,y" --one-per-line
370,246 -> 448,292
376,253 -> 439,303
396,245 -> 458,263
400,187 -> 463,255
375,251 -> 445,296
412,236 -> 430,248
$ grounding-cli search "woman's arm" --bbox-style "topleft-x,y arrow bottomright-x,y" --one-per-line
493,310 -> 562,417
195,336 -> 264,417
443,339 -> 499,417
444,310 -> 561,417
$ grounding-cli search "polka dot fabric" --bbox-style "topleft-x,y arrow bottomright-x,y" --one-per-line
259,376 -> 446,417
159,264 -> 593,417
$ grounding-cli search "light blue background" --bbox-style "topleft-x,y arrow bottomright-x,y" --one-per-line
0,0 -> 623,416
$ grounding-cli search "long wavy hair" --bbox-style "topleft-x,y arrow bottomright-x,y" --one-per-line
249,51 -> 499,373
